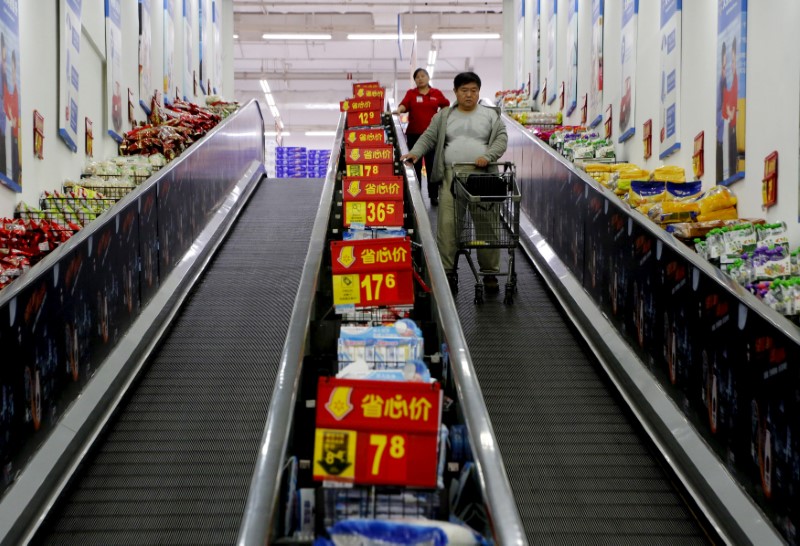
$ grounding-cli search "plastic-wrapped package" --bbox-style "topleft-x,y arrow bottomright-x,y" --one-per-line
317,519 -> 488,546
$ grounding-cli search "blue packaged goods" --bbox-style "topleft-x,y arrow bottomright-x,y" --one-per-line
337,319 -> 423,371
318,519 -> 488,545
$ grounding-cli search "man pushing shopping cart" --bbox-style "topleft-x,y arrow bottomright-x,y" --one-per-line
400,71 -> 519,304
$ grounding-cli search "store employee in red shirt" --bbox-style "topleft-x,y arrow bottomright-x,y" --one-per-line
395,68 -> 450,205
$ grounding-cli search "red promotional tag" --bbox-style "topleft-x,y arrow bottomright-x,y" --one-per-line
345,146 -> 394,164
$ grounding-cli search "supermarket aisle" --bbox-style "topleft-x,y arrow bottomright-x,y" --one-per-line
32,178 -> 324,545
426,195 -> 713,544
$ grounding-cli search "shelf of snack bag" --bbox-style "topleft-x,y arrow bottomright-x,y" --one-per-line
1,96 -> 237,295
579,160 -> 800,326
273,82 -> 492,544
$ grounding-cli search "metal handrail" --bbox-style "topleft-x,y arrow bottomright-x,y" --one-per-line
236,115 -> 344,545
393,114 -> 528,545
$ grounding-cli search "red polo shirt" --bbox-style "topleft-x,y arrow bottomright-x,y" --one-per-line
399,87 -> 450,135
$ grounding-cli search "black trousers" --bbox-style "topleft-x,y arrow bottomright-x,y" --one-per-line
405,133 -> 439,200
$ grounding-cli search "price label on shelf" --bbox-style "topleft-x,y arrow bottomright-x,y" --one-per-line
340,98 -> 383,112
314,378 -> 441,487
331,237 -> 414,307
353,81 -> 381,95
353,86 -> 385,100
345,163 -> 395,178
346,110 -> 382,128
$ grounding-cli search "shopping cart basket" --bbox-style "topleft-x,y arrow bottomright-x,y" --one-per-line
452,162 -> 520,304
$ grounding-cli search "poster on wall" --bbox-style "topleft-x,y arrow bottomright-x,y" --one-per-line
213,0 -> 221,95
139,0 -> 153,113
199,0 -> 212,93
659,0 -> 681,159
105,0 -> 123,142
530,0 -> 539,99
546,0 -> 556,104
163,0 -> 175,104
716,0 -> 746,186
618,0 -> 637,142
588,0 -> 603,127
183,0 -> 194,100
58,0 -> 81,156
565,0 -> 578,115
0,0 -> 20,191
515,0 -> 524,90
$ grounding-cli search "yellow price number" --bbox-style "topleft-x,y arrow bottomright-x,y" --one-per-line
366,202 -> 395,224
358,111 -> 376,125
360,273 -> 396,302
369,434 -> 406,476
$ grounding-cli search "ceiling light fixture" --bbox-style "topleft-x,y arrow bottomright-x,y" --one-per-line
262,33 -> 332,40
233,34 -> 239,39
266,131 -> 291,137
303,104 -> 340,110
305,131 -> 337,137
346,33 -> 413,40
431,33 -> 501,40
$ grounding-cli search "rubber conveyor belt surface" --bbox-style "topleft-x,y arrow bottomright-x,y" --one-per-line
427,203 -> 711,545
33,178 -> 324,546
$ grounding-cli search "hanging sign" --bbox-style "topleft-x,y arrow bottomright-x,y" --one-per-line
106,0 -> 124,141
0,0 -> 20,190
353,81 -> 381,95
340,98 -> 383,113
604,104 -> 612,139
85,117 -> 93,157
183,0 -> 195,100
618,0 -> 638,141
330,237 -> 414,308
565,0 -> 578,116
139,0 -> 153,113
163,0 -> 176,104
659,0 -> 681,159
643,119 -> 652,159
762,151 -> 777,209
58,0 -> 81,154
693,131 -> 704,179
314,377 -> 441,488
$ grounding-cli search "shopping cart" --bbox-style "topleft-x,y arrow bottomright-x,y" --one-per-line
452,162 -> 520,304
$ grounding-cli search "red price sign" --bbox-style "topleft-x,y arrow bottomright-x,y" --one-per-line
331,237 -> 414,307
314,378 -> 441,487
345,145 -> 394,164
346,110 -> 382,128
353,81 -> 381,95
340,98 -> 383,113
345,163 -> 395,178
343,177 -> 404,201
345,128 -> 387,147
354,86 -> 385,100
345,201 -> 403,227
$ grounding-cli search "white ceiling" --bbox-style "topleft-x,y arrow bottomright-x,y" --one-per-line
231,0 -> 505,135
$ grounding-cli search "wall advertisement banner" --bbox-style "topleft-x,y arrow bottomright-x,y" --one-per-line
659,0 -> 681,159
139,0 -> 153,113
105,0 -> 123,142
58,0 -> 81,156
183,0 -> 194,100
530,0 -> 539,99
164,0 -> 175,104
589,0 -> 604,127
618,0 -> 637,142
565,0 -> 578,115
0,0 -> 20,191
213,0 -> 221,95
546,0 -> 556,104
199,0 -> 212,93
716,0 -> 746,186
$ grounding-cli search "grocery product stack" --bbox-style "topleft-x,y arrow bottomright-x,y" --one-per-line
275,146 -> 308,178
307,149 -> 331,178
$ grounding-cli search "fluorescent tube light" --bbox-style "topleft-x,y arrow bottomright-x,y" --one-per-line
233,34 -> 239,39
305,131 -> 337,136
304,103 -> 340,110
262,33 -> 332,40
427,49 -> 437,66
266,131 -> 291,136
347,33 -> 412,40
259,79 -> 270,93
431,33 -> 501,40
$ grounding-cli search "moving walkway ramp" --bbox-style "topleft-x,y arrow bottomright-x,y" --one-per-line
31,178 -> 325,544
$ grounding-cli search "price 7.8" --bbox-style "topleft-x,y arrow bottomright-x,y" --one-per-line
369,434 -> 406,476
360,273 -> 395,302
366,202 -> 395,223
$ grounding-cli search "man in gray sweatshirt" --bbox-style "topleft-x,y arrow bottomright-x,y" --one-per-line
401,71 -> 508,293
